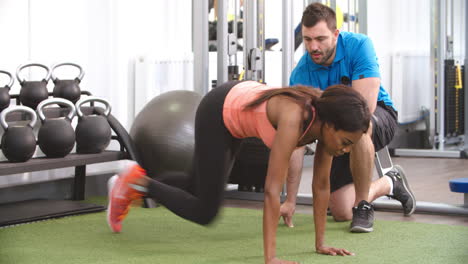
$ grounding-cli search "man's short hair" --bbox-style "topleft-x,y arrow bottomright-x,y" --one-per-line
302,3 -> 336,30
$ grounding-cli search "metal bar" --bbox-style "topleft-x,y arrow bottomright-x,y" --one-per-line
73,165 -> 86,200
258,0 -> 265,82
282,0 -> 294,86
193,0 -> 209,95
437,0 -> 447,149
448,0 -> 454,59
0,151 -> 127,176
243,0 -> 257,80
464,0 -> 468,154
346,0 -> 350,32
444,2 -> 453,59
393,148 -> 461,158
330,0 -> 336,11
225,189 -> 468,215
358,0 -> 367,35
217,0 -> 228,84
430,0 -> 437,149
233,0 -> 239,65
296,193 -> 313,205
373,198 -> 468,215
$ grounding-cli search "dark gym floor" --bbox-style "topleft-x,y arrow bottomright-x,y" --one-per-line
224,157 -> 468,227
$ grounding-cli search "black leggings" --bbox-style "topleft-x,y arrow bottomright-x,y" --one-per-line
145,81 -> 243,225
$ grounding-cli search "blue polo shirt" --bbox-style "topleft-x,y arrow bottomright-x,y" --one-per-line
290,31 -> 394,109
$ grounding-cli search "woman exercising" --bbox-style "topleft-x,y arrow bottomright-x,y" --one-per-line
107,80 -> 370,264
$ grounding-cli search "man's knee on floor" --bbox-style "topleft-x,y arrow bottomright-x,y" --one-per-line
331,210 -> 352,222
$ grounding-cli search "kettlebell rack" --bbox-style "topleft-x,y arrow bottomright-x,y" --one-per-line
0,91 -> 140,199
0,91 -> 139,227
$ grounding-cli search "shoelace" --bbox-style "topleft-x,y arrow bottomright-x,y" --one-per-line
355,204 -> 373,218
386,170 -> 401,181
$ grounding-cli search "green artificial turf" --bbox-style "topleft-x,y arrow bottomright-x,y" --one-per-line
0,197 -> 466,264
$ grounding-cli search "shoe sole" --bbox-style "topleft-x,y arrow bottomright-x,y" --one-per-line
350,226 -> 373,233
107,175 -> 119,232
394,165 -> 417,216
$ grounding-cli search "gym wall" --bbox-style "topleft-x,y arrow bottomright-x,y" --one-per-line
0,0 -> 193,187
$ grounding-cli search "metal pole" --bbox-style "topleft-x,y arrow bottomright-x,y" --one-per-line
373,198 -> 468,216
464,0 -> 468,156
330,0 -> 336,11
432,0 -> 447,150
438,0 -> 447,150
233,0 -> 239,66
243,0 -> 265,82
447,0 -> 454,59
243,0 -> 257,80
282,0 -> 294,87
358,0 -> 367,35
217,0 -> 228,84
346,0 -> 350,32
258,0 -> 265,82
193,0 -> 209,95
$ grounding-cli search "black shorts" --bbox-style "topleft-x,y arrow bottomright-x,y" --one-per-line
330,101 -> 398,192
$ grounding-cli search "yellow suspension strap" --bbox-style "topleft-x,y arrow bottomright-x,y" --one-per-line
454,63 -> 463,132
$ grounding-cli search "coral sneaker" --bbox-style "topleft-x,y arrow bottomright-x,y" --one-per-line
107,164 -> 147,233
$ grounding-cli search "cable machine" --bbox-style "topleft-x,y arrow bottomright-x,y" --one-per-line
394,0 -> 467,158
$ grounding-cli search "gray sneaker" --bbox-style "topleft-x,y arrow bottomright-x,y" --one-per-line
350,200 -> 374,233
386,165 -> 416,216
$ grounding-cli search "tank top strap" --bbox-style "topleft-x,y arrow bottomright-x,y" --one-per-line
297,106 -> 316,143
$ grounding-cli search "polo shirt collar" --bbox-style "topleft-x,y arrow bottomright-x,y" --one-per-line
333,33 -> 345,63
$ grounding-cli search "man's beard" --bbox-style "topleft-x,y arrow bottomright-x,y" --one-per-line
309,44 -> 336,65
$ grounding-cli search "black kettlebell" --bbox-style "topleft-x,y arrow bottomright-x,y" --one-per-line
17,63 -> 51,109
75,96 -> 112,154
37,98 -> 76,158
51,62 -> 84,104
0,70 -> 13,112
0,106 -> 37,162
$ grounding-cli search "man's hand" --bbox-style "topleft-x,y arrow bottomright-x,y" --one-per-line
280,202 -> 296,227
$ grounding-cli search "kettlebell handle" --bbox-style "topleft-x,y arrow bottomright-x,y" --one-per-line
36,97 -> 76,121
0,105 -> 37,129
16,63 -> 51,84
75,96 -> 111,117
0,70 -> 14,89
50,62 -> 85,82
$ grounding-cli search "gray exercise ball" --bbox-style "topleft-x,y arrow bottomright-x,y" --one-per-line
130,90 -> 202,179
